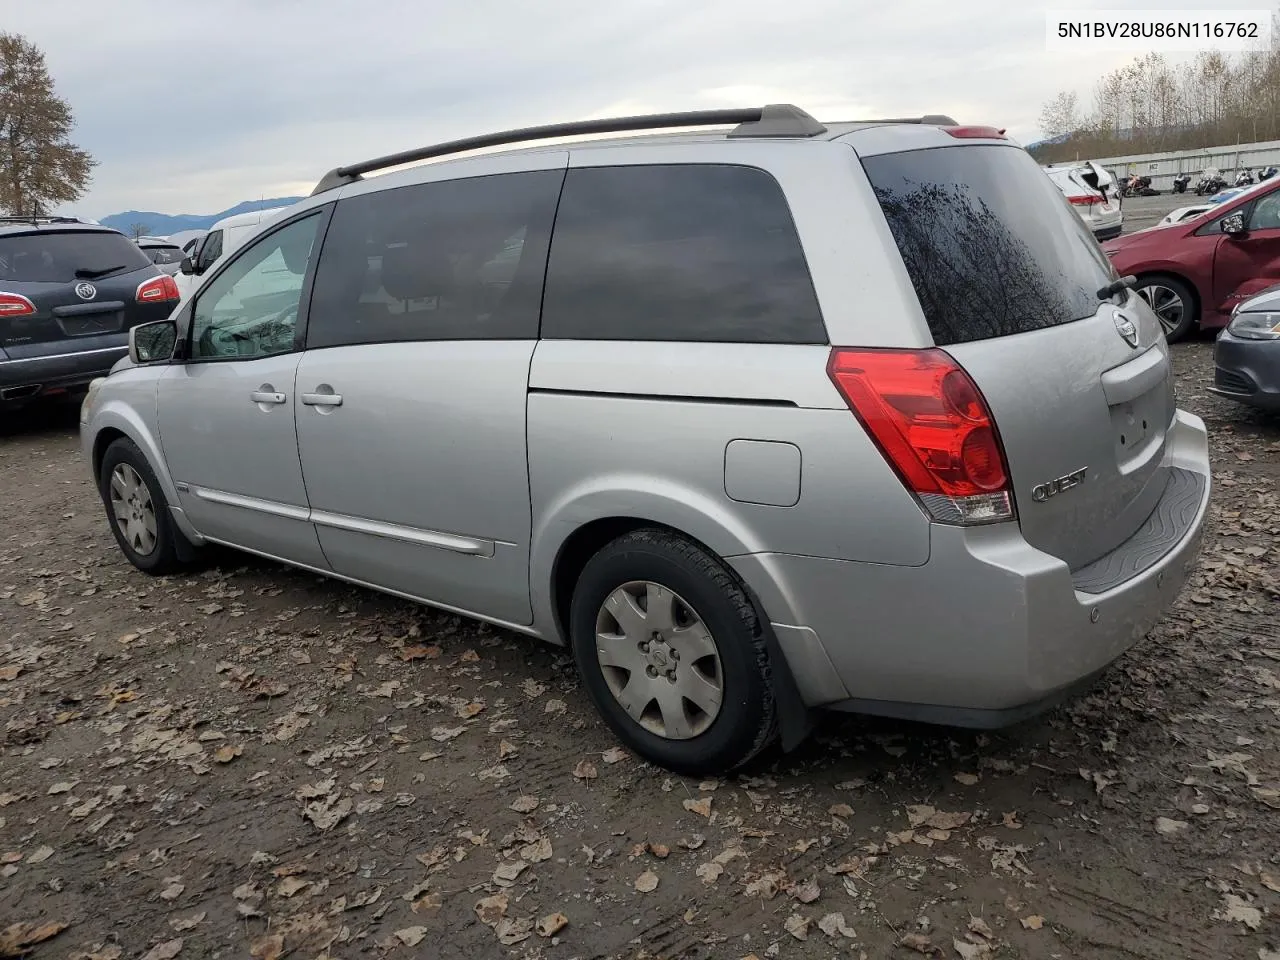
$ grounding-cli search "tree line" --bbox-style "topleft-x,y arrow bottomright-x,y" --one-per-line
1035,18 -> 1280,163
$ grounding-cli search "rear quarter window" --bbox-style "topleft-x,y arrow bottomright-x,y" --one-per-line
862,145 -> 1114,346
0,230 -> 153,283
541,163 -> 825,343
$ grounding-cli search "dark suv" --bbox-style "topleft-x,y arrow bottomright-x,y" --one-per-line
0,218 -> 179,412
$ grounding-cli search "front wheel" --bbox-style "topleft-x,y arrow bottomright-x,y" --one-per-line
569,529 -> 778,775
98,437 -> 195,575
1135,275 -> 1198,342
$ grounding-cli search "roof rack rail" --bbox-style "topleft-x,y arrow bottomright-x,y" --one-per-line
310,104 -> 827,195
0,215 -> 82,225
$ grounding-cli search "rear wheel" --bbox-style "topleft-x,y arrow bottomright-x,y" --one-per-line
98,437 -> 194,575
569,529 -> 777,775
1135,275 -> 1198,342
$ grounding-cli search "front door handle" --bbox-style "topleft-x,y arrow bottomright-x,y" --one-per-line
250,389 -> 287,405
300,391 -> 343,407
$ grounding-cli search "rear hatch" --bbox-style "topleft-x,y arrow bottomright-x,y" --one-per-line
1049,166 -> 1120,228
862,143 -> 1175,570
0,229 -> 172,350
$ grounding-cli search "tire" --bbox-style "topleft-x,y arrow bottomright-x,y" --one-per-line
1135,274 -> 1198,343
98,437 -> 193,575
569,528 -> 778,775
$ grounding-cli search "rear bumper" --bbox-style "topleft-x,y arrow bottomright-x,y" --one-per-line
1092,222 -> 1124,241
0,339 -> 128,404
730,409 -> 1211,725
1209,329 -> 1280,411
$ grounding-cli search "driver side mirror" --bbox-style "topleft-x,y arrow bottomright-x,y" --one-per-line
129,320 -> 178,364
1222,212 -> 1246,235
179,256 -> 194,275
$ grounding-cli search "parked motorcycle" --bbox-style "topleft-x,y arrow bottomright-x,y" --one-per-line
1259,166 -> 1277,181
1172,174 -> 1191,194
1235,168 -> 1255,187
1122,175 -> 1160,197
1196,168 -> 1228,195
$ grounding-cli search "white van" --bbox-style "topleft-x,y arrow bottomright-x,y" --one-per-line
175,206 -> 291,301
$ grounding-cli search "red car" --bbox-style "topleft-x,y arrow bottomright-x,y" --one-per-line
1103,177 -> 1280,341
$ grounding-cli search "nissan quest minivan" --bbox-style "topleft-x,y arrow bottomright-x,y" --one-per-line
80,106 -> 1211,774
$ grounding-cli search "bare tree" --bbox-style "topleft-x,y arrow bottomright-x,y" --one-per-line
0,33 -> 94,217
129,222 -> 151,240
1038,91 -> 1080,138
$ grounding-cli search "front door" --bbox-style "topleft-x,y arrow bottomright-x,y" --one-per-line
293,162 -> 566,625
157,209 -> 329,567
1213,187 -> 1280,310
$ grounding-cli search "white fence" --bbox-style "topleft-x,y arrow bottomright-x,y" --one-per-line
1077,139 -> 1280,190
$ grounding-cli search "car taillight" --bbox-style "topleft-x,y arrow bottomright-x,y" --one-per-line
826,347 -> 1014,525
0,292 -> 36,317
136,275 -> 180,303
1067,195 -> 1099,207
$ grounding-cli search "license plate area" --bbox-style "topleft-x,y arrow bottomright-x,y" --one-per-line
57,311 -> 123,336
1110,383 -> 1168,473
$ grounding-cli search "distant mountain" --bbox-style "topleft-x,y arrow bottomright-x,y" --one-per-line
99,197 -> 305,237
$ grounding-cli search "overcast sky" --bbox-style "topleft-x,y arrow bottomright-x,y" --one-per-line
4,0 -> 1224,218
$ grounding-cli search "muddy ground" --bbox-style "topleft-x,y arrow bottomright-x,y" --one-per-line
1,340 -> 1278,960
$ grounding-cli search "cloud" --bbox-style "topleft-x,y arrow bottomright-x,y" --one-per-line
4,0 -> 1201,217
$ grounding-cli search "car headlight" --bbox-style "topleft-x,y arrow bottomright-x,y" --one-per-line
1227,312 -> 1280,340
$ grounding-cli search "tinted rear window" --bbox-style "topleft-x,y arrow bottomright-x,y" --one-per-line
145,245 -> 184,265
542,164 -> 825,343
0,230 -> 153,283
862,146 -> 1114,346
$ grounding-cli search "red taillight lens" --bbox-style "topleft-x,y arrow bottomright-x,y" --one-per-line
942,125 -> 1008,140
0,292 -> 36,317
1067,194 -> 1099,207
136,274 -> 180,303
826,347 -> 1014,524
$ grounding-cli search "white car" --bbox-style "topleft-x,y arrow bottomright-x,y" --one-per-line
1044,161 -> 1123,240
1158,204 -> 1213,227
175,206 -> 292,301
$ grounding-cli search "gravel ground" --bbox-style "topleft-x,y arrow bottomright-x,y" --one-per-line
1,340 -> 1278,960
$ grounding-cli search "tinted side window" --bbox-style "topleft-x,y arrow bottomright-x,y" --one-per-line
197,230 -> 223,270
541,164 -> 824,343
306,169 -> 563,348
862,146 -> 1113,346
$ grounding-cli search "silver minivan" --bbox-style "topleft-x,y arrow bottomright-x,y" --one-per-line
80,106 -> 1211,774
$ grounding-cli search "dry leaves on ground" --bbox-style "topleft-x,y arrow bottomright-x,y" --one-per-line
249,934 -> 284,960
784,914 -> 810,941
138,940 -> 183,960
572,759 -> 598,780
0,922 -> 67,957
537,913 -> 569,937
635,870 -> 659,893
683,797 -> 712,818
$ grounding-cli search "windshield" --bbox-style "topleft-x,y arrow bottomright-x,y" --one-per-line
145,245 -> 185,265
0,231 -> 153,283
863,144 -> 1114,346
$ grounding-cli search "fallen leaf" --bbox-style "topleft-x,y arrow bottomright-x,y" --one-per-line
0,922 -> 68,955
954,772 -> 980,785
784,914 -> 810,941
1221,894 -> 1262,930
683,797 -> 712,818
169,912 -> 205,932
635,870 -> 659,893
817,912 -> 856,938
399,645 -> 438,661
791,876 -> 821,904
27,846 -> 53,864
1250,787 -> 1280,810
522,838 -> 553,863
1021,915 -> 1045,930
493,860 -> 528,885
249,934 -> 283,960
927,810 -> 971,831
476,893 -> 509,926
510,796 -> 539,814
602,746 -> 628,764
1155,817 -> 1189,836
395,927 -> 429,947
573,760 -> 598,781
430,726 -> 465,743
648,843 -> 670,859
47,782 -> 76,795
521,678 -> 546,698
544,699 -> 566,714
213,745 -> 242,764
1260,871 -> 1280,894
456,701 -> 486,719
494,916 -> 534,946
0,666 -> 21,682
537,913 -> 569,938
277,876 -> 310,898
139,940 -> 183,960
954,938 -> 992,959
460,649 -> 481,662
828,803 -> 854,818
696,861 -> 724,884
900,932 -> 941,956
499,740 -> 518,760
159,882 -> 184,901
967,917 -> 994,940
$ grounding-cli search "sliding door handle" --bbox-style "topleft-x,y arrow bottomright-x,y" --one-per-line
300,391 -> 343,407
250,390 -> 287,405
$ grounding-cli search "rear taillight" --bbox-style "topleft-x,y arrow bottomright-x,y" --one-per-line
1067,195 -> 1099,207
826,347 -> 1014,525
136,274 -> 180,304
0,292 -> 36,317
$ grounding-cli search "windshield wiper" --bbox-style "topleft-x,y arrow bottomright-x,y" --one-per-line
1097,274 -> 1136,302
75,264 -> 127,280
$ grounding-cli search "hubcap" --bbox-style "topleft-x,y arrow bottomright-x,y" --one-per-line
1137,284 -> 1184,336
594,581 -> 723,740
109,463 -> 157,557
